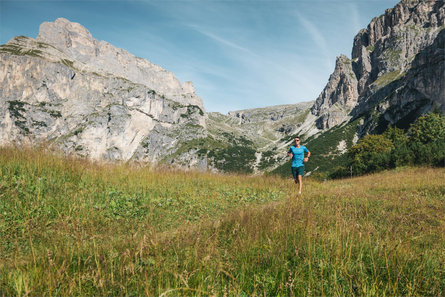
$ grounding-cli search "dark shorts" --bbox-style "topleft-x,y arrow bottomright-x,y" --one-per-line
291,166 -> 305,179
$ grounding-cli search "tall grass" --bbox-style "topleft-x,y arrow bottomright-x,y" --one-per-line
0,147 -> 444,295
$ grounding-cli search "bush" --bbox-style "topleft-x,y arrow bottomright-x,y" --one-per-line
411,141 -> 445,166
390,142 -> 414,167
335,113 -> 445,178
348,134 -> 394,175
329,166 -> 350,179
409,113 -> 445,144
384,126 -> 408,145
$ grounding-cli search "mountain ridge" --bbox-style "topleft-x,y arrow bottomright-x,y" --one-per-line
1,0 -> 443,174
0,19 -> 207,163
312,0 -> 444,132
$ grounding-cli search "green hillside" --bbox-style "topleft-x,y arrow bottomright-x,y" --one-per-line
270,119 -> 360,178
1,147 -> 444,295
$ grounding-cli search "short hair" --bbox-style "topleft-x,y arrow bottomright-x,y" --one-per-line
294,136 -> 300,140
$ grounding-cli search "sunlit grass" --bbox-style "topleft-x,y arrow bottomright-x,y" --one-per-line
0,146 -> 444,295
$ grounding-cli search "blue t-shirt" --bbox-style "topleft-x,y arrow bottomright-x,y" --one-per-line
288,145 -> 309,167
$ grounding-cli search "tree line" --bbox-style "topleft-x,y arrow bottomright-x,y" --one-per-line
331,112 -> 445,178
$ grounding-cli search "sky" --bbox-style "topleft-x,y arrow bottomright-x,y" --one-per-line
0,0 -> 400,113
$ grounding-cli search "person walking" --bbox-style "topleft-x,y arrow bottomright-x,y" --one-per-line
288,136 -> 311,194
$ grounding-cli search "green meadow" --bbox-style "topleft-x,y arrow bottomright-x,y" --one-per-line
0,147 -> 444,296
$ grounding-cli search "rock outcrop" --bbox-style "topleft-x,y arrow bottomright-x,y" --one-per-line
36,18 -> 204,109
310,55 -> 358,129
0,18 -> 206,162
311,0 -> 445,130
224,101 -> 315,146
355,28 -> 445,134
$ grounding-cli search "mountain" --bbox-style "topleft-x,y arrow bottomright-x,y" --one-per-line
202,102 -> 315,173
198,0 -> 444,175
312,0 -> 444,133
1,0 -> 443,175
0,18 -> 315,173
264,0 -> 445,176
0,18 -> 206,162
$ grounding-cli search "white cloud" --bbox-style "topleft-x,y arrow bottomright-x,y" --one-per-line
188,24 -> 254,54
349,2 -> 362,35
295,12 -> 332,70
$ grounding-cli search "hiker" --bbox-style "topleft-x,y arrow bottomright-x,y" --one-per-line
288,136 -> 311,194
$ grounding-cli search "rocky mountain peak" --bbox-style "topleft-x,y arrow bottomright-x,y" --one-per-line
311,0 -> 444,130
311,54 -> 358,129
37,18 -> 96,57
352,0 -> 444,70
36,18 -> 204,109
0,18 -> 207,164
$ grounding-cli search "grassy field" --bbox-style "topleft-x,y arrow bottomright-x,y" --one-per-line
0,147 -> 444,296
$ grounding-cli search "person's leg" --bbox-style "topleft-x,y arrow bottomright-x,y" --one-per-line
298,174 -> 302,194
297,166 -> 304,194
291,167 -> 298,184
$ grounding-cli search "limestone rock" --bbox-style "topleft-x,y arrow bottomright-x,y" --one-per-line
353,28 -> 445,135
0,19 -> 206,163
311,0 -> 444,131
311,55 -> 358,129
36,18 -> 204,109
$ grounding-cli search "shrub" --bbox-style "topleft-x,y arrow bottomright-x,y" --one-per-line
338,113 -> 445,178
390,142 -> 414,167
409,113 -> 445,144
349,134 -> 394,174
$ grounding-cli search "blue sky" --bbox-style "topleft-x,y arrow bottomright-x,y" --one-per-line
0,0 -> 399,113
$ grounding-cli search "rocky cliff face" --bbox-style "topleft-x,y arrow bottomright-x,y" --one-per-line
312,0 -> 444,130
355,28 -> 445,134
0,18 -> 206,162
36,18 -> 203,108
310,55 -> 358,129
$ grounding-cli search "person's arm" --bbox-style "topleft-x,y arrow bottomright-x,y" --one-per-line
288,148 -> 293,158
304,149 -> 311,162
